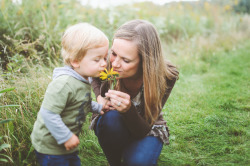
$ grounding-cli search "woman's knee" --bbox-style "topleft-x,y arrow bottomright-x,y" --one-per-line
123,136 -> 163,166
123,153 -> 160,166
99,110 -> 122,132
97,110 -> 130,139
123,156 -> 157,166
96,110 -> 131,148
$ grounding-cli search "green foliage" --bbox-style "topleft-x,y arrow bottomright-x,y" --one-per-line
0,135 -> 13,163
234,0 -> 250,13
0,88 -> 16,164
0,0 -> 249,165
0,66 -> 52,165
1,0 -> 245,71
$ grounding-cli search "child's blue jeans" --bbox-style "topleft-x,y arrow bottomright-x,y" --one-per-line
35,150 -> 81,166
95,110 -> 163,166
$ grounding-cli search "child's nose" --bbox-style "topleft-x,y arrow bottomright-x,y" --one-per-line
101,59 -> 107,67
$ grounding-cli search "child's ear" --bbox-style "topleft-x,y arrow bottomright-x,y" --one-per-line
70,60 -> 80,68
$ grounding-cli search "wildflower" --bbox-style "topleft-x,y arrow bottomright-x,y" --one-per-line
100,68 -> 119,80
234,0 -> 238,5
100,68 -> 119,89
224,5 -> 231,11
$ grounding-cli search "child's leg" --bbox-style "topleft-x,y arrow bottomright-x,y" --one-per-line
68,151 -> 81,166
35,151 -> 50,166
94,110 -> 131,166
35,150 -> 81,166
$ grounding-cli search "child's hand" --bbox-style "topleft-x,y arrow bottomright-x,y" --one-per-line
64,134 -> 79,151
97,95 -> 110,113
97,95 -> 109,107
101,102 -> 110,114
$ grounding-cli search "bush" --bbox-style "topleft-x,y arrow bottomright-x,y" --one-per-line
234,0 -> 250,13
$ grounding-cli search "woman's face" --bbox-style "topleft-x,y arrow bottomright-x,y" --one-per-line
110,39 -> 141,79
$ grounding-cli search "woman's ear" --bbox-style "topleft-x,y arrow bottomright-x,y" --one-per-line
70,60 -> 80,68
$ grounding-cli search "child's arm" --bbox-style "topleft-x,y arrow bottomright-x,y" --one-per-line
91,101 -> 106,115
40,108 -> 79,150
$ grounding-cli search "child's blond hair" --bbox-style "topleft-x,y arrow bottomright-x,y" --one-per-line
61,23 -> 108,66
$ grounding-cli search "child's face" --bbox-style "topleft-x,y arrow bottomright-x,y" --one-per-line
72,41 -> 108,80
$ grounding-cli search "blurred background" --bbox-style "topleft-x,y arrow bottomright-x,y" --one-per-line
0,0 -> 249,165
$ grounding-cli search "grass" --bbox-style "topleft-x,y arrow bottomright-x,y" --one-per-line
0,0 -> 250,165
159,40 -> 250,166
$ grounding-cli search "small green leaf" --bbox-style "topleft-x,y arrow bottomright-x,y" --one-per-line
0,105 -> 20,108
0,119 -> 13,124
0,154 -> 13,163
0,144 -> 10,151
0,158 -> 8,162
0,88 -> 15,94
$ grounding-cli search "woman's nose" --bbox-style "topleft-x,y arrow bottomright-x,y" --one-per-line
112,58 -> 120,68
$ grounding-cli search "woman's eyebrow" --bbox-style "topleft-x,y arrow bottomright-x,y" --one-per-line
111,49 -> 119,56
112,50 -> 133,61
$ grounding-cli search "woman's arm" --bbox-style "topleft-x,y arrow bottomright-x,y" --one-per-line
91,77 -> 102,98
121,104 -> 151,138
106,78 -> 177,138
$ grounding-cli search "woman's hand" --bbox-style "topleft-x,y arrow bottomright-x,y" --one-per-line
105,90 -> 131,113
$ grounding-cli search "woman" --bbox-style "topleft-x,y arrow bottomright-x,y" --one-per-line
90,19 -> 179,166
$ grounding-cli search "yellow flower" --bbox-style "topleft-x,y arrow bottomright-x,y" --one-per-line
234,0 -> 238,5
100,69 -> 108,80
224,5 -> 231,11
100,68 -> 119,90
100,68 -> 119,80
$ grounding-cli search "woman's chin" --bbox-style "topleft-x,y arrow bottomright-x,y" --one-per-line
116,76 -> 122,79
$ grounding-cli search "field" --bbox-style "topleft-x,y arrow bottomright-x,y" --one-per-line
0,0 -> 249,165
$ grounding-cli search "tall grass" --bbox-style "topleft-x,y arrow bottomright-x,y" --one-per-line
0,0 -> 249,165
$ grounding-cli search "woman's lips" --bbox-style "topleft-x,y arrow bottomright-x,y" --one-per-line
113,69 -> 121,73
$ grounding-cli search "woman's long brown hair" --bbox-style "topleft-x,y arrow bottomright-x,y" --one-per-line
113,20 -> 178,126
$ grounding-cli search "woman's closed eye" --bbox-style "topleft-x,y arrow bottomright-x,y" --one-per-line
123,58 -> 130,63
112,51 -> 117,57
111,50 -> 130,63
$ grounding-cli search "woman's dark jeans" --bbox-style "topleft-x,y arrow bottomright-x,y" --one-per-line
95,110 -> 163,166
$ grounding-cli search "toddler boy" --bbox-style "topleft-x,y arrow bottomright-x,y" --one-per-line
31,23 -> 109,166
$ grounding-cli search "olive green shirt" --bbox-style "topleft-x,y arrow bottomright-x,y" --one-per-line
31,75 -> 93,155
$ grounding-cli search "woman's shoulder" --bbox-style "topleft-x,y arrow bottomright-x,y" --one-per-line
164,60 -> 179,87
